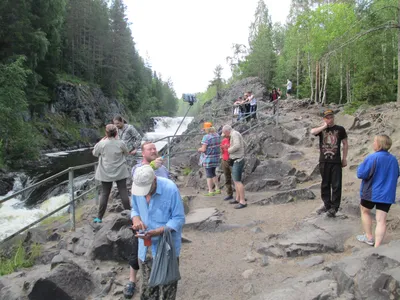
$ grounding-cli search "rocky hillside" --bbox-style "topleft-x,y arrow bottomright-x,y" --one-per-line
33,82 -> 128,152
169,77 -> 400,194
1,77 -> 400,299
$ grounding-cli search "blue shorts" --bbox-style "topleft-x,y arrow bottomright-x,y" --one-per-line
205,167 -> 217,178
232,159 -> 245,182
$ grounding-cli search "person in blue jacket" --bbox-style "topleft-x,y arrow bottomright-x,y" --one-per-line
356,135 -> 399,247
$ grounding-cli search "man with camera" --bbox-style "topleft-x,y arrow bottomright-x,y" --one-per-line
131,165 -> 185,300
124,142 -> 169,298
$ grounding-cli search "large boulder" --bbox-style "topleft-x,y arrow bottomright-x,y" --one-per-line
0,258 -> 96,300
252,240 -> 400,300
244,160 -> 296,192
86,211 -> 134,261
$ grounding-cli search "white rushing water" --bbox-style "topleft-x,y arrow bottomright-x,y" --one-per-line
0,116 -> 193,241
144,116 -> 194,150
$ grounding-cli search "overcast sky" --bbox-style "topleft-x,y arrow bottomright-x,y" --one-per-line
126,0 -> 291,97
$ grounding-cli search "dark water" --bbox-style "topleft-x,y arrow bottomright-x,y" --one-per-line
24,149 -> 97,206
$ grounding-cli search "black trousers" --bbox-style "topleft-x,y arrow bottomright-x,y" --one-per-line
245,104 -> 251,122
319,162 -> 342,211
98,179 -> 130,219
128,235 -> 140,271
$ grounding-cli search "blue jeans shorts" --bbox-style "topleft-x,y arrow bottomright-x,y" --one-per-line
232,158 -> 245,182
205,167 -> 217,178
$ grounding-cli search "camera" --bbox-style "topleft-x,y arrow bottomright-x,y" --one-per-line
182,93 -> 197,106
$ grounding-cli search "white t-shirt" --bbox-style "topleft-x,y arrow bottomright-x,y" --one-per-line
287,81 -> 292,90
249,95 -> 257,106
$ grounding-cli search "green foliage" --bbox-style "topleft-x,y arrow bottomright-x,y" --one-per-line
227,0 -> 399,105
0,242 -> 41,276
0,0 -> 179,167
343,101 -> 369,115
0,57 -> 42,163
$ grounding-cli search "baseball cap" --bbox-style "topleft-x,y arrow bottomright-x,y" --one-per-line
323,109 -> 334,117
131,165 -> 155,196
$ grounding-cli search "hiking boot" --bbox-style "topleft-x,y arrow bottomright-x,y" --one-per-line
123,281 -> 136,299
316,205 -> 328,215
326,208 -> 336,218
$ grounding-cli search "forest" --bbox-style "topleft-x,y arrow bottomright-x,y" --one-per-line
0,0 -> 178,166
186,0 -> 400,116
2,0 -> 400,165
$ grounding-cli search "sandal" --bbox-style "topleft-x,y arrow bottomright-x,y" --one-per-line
356,234 -> 374,246
229,200 -> 239,204
234,203 -> 247,209
214,189 -> 221,194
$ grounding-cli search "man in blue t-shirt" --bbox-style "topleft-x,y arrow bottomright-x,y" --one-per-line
124,141 -> 169,299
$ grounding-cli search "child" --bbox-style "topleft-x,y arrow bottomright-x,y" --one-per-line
356,135 -> 399,247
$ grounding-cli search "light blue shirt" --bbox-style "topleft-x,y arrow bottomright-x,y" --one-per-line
131,177 -> 185,262
132,161 -> 170,179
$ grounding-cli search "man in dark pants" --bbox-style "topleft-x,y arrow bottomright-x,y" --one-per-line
311,109 -> 348,217
124,142 -> 169,299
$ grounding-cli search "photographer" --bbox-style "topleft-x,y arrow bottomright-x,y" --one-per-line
92,124 -> 131,223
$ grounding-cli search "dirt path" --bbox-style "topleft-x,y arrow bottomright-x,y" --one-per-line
175,189 -> 324,300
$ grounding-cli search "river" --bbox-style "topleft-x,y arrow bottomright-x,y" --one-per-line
0,116 -> 193,241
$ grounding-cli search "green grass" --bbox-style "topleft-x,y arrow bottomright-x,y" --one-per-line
39,205 -> 86,227
57,73 -> 89,86
0,242 -> 41,276
343,101 -> 369,115
183,167 -> 192,176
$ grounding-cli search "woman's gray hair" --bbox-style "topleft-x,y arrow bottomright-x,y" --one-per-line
222,125 -> 232,132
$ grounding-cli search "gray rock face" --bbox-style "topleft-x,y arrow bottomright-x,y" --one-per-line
86,212 -> 134,261
257,215 -> 359,258
0,258 -> 96,300
252,241 -> 400,300
298,255 -> 325,267
253,188 -> 316,205
54,83 -> 124,127
244,160 -> 297,192
41,261 -> 94,300
0,171 -> 14,196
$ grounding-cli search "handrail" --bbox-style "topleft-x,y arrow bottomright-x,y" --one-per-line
0,162 -> 98,205
1,185 -> 97,244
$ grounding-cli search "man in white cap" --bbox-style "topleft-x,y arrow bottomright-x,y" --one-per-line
131,165 -> 185,300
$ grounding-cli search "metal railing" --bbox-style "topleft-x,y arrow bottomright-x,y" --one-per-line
0,102 -> 280,244
0,162 -> 99,244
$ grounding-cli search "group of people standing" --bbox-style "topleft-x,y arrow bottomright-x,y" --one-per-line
89,105 -> 399,299
92,115 -> 184,300
198,122 -> 247,209
311,109 -> 399,248
233,91 -> 257,122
